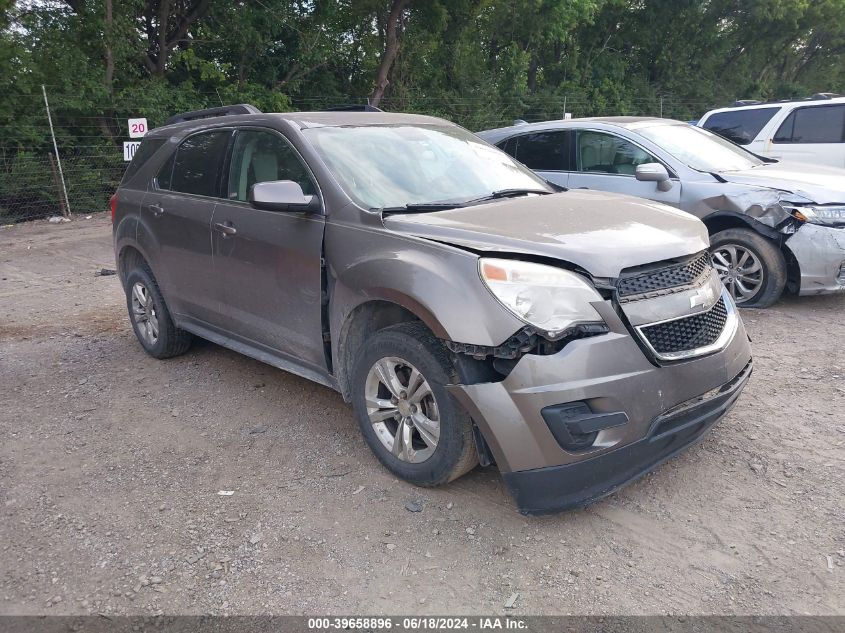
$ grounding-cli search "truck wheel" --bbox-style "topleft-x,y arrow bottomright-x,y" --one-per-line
124,265 -> 192,359
351,322 -> 477,486
710,228 -> 786,308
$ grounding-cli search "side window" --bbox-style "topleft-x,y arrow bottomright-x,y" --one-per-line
121,137 -> 165,185
155,152 -> 175,190
576,131 -> 658,175
702,107 -> 779,145
497,136 -> 517,157
513,131 -> 570,171
773,105 -> 845,144
170,131 -> 231,197
227,130 -> 316,202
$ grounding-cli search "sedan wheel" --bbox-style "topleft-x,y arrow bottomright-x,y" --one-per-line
711,244 -> 764,304
364,356 -> 441,464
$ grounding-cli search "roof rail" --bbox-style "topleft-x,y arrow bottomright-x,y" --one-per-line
513,119 -> 529,126
808,92 -> 841,100
731,99 -> 762,107
164,104 -> 262,126
324,104 -> 384,112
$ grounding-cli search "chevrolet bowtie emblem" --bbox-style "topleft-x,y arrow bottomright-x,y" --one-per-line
689,284 -> 716,309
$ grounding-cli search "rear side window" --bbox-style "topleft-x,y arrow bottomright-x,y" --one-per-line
702,107 -> 779,145
511,131 -> 571,171
170,131 -> 232,197
121,137 -> 165,185
773,105 -> 845,144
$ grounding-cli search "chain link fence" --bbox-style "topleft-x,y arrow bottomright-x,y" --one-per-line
0,147 -> 125,224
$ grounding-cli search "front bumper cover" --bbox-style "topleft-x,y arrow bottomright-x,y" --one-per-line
502,359 -> 752,515
448,299 -> 753,515
786,223 -> 845,295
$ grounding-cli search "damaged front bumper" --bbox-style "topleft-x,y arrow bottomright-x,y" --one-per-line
448,301 -> 752,515
786,223 -> 845,295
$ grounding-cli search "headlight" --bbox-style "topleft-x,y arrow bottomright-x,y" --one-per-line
792,206 -> 845,227
479,258 -> 604,337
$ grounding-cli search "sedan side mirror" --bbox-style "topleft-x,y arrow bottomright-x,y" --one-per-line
249,180 -> 321,213
635,163 -> 673,192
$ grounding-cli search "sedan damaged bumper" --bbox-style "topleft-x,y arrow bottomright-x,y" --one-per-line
448,301 -> 753,515
786,224 -> 845,295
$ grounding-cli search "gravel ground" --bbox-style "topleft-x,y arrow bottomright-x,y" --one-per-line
0,215 -> 843,616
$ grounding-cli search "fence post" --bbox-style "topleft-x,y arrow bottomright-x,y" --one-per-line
47,152 -> 68,217
42,85 -> 71,218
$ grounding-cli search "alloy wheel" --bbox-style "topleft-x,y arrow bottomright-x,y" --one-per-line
130,281 -> 160,345
711,244 -> 764,304
364,356 -> 440,463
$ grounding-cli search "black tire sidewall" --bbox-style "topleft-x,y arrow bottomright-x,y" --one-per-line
351,326 -> 470,486
710,228 -> 786,308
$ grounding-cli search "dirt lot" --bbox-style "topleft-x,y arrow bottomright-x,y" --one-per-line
0,214 -> 843,616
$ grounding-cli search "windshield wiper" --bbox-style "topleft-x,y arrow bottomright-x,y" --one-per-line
379,202 -> 465,214
466,188 -> 552,204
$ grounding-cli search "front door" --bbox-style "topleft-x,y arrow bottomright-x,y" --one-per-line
212,128 -> 328,373
567,130 -> 681,206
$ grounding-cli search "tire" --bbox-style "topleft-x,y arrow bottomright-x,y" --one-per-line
710,228 -> 786,308
350,322 -> 478,486
124,264 -> 192,359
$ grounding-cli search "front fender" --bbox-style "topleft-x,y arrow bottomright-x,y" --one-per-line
326,223 -> 525,350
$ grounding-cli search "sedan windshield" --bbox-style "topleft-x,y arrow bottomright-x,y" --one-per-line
303,124 -> 550,210
638,124 -> 765,173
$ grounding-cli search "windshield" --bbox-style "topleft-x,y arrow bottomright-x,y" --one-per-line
302,124 -> 550,209
638,124 -> 765,172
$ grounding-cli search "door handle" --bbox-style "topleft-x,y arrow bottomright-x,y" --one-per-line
147,203 -> 164,217
214,221 -> 237,237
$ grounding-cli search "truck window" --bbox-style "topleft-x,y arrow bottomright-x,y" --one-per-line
702,107 -> 779,145
773,105 -> 845,144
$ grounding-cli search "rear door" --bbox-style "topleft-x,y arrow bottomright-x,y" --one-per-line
771,104 -> 845,168
567,129 -> 681,206
140,129 -> 232,326
211,128 -> 328,373
498,130 -> 572,187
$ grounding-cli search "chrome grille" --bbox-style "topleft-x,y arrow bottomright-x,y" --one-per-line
640,297 -> 728,356
617,252 -> 711,298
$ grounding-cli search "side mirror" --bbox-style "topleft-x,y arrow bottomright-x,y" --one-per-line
635,163 -> 673,192
249,180 -> 320,213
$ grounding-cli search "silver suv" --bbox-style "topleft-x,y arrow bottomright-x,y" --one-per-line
113,105 -> 752,514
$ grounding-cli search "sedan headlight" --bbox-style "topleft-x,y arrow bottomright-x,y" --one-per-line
479,258 -> 604,337
792,206 -> 845,227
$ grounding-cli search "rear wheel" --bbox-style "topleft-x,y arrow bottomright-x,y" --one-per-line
351,322 -> 477,486
710,228 -> 786,308
124,265 -> 192,359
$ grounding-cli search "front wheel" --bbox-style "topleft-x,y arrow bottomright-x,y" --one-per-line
710,228 -> 786,308
350,322 -> 477,486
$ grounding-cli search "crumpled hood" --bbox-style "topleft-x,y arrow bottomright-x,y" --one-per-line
719,162 -> 845,204
383,190 -> 709,278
